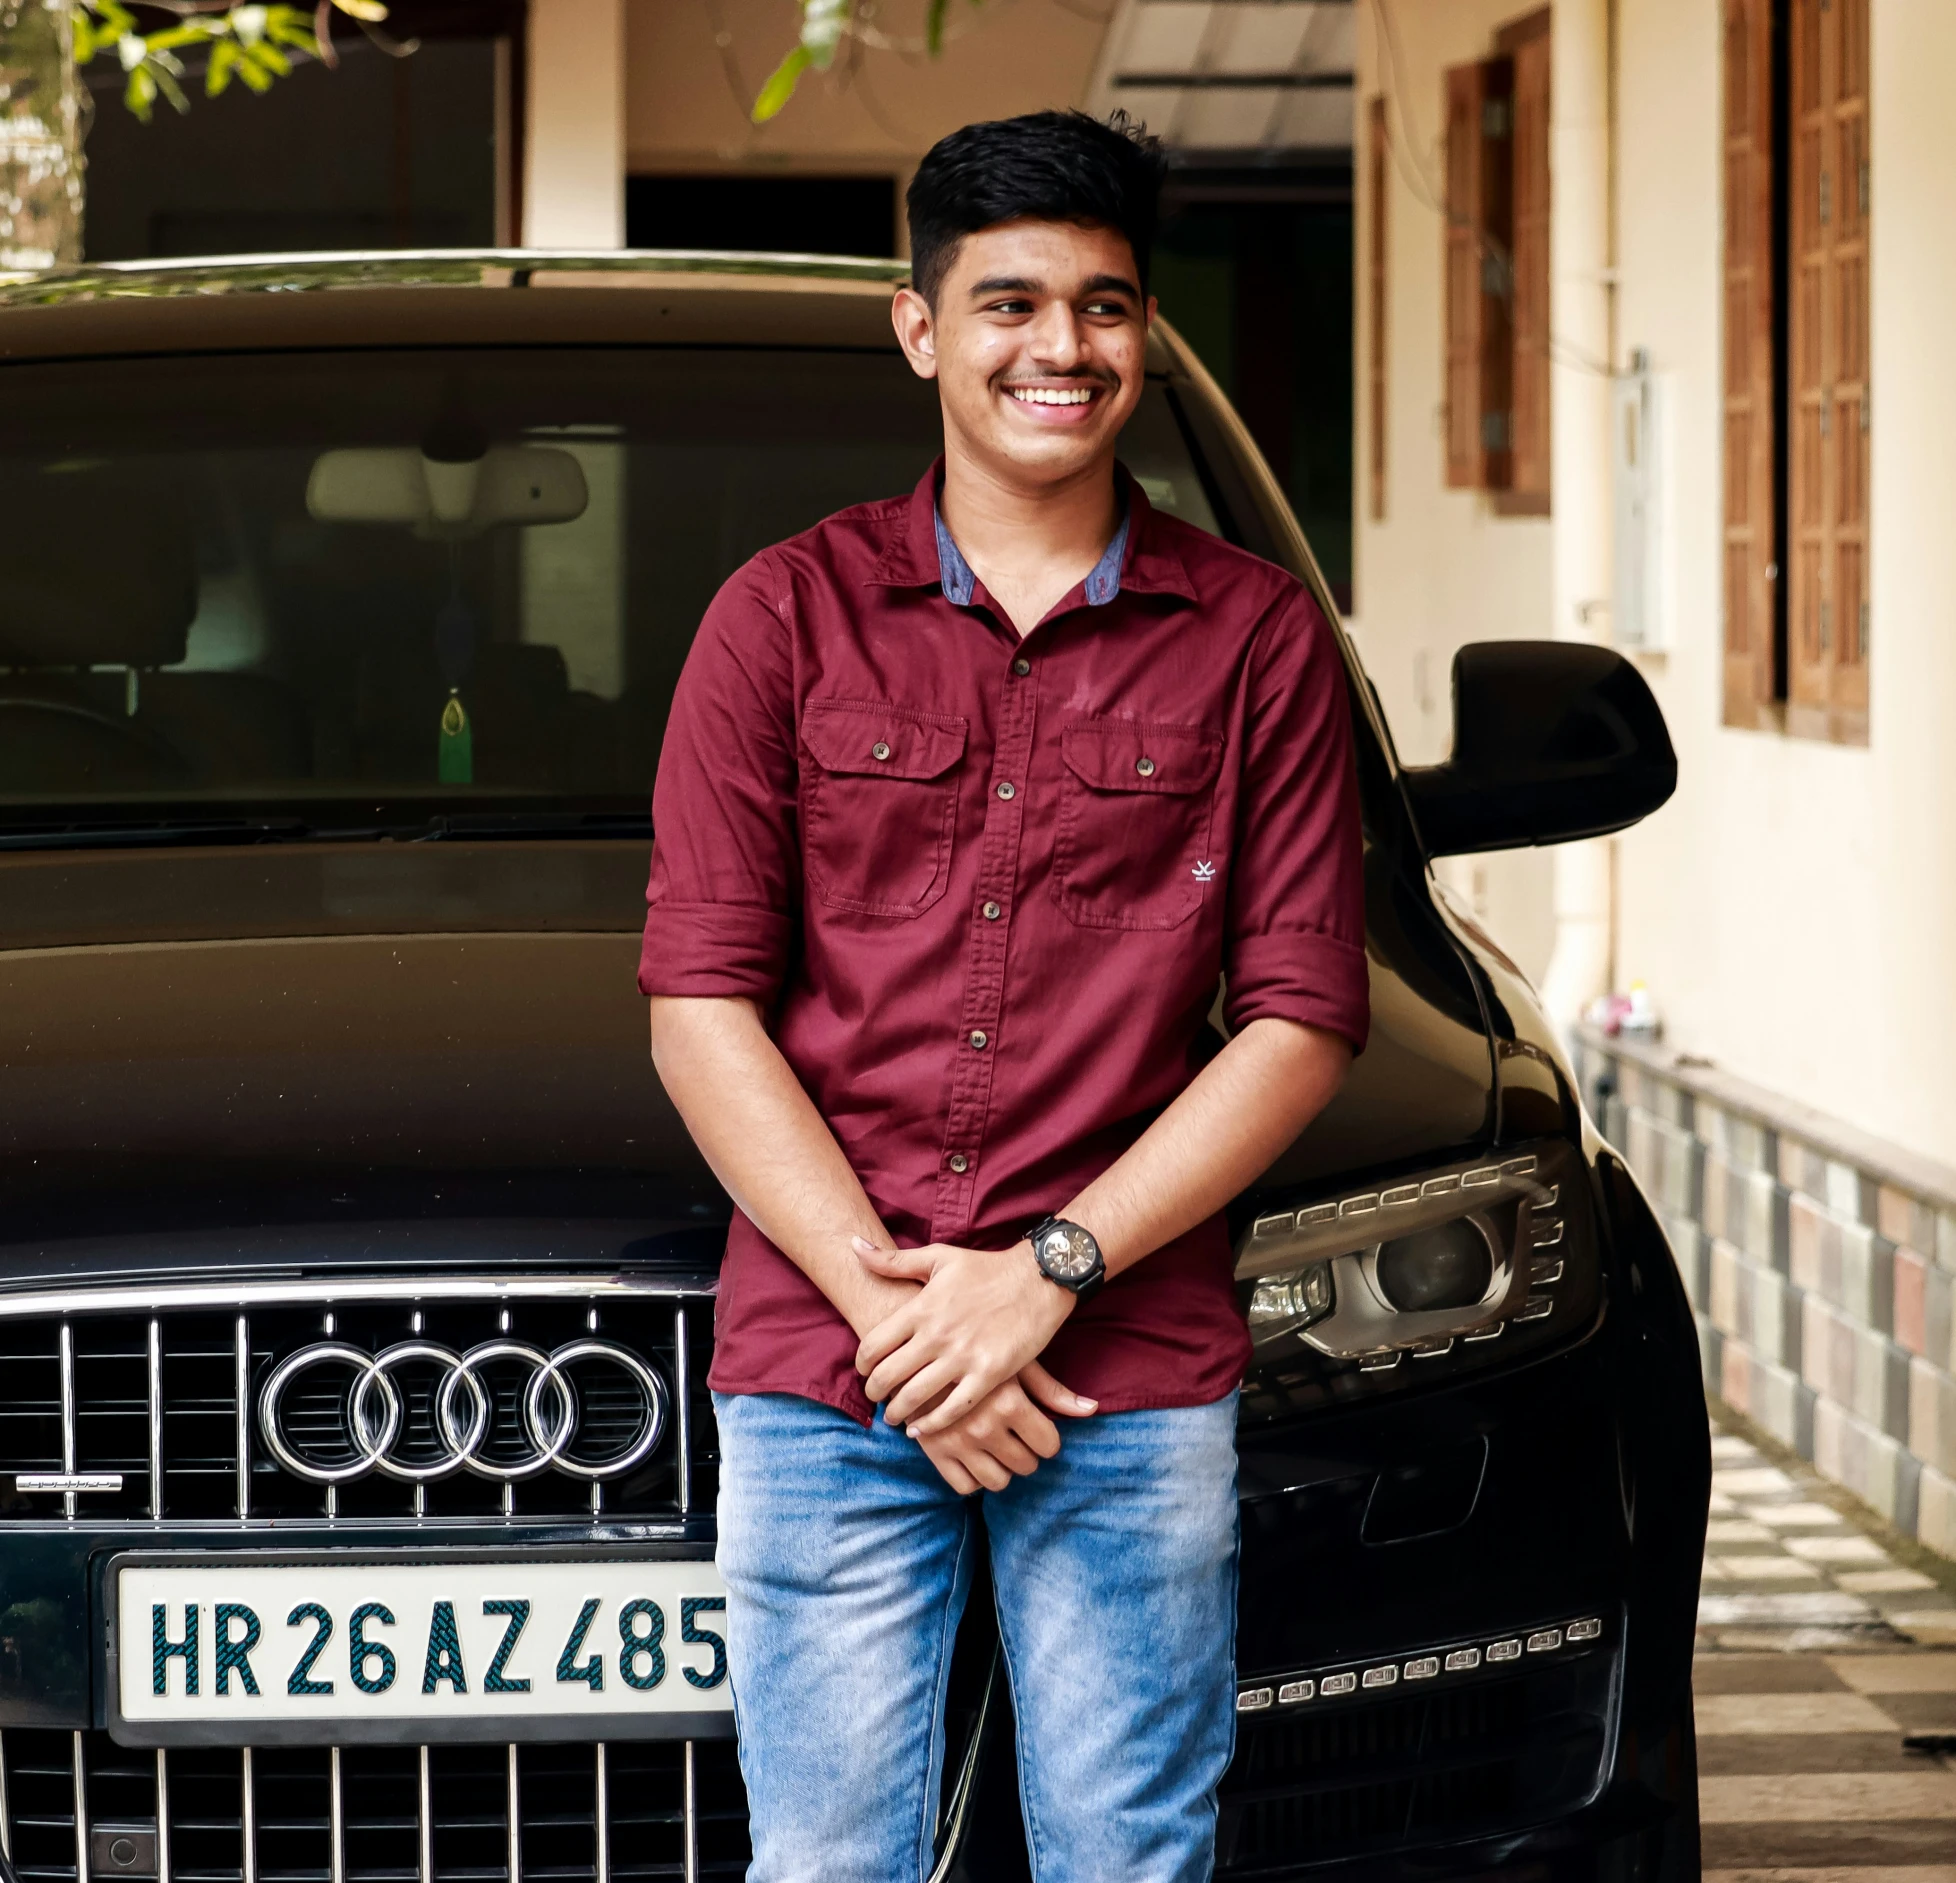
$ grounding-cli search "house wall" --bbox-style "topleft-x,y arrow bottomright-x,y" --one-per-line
1609,0 -> 1956,1169
1351,0 -> 1557,982
1358,0 -> 1956,1168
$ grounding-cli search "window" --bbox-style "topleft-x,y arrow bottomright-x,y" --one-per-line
1442,9 -> 1551,513
1723,0 -> 1869,744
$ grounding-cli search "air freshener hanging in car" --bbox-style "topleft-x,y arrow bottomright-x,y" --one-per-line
438,689 -> 472,783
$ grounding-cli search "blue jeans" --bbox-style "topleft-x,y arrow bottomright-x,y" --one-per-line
713,1390 -> 1240,1883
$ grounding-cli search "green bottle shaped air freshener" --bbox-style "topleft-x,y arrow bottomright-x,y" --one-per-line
438,689 -> 473,784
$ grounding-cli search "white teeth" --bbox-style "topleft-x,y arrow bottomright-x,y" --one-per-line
1010,387 -> 1095,405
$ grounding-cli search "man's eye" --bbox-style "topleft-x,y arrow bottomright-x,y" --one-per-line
986,299 -> 1035,315
1083,301 -> 1131,318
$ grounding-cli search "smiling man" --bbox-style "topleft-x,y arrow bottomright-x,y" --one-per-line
641,112 -> 1368,1883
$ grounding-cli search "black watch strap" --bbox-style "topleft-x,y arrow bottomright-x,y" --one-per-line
1030,1215 -> 1106,1304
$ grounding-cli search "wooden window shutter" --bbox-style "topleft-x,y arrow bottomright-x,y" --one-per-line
1444,62 -> 1488,486
1498,12 -> 1551,513
1721,0 -> 1779,728
1788,0 -> 1868,744
1444,56 -> 1515,492
1367,96 -> 1388,522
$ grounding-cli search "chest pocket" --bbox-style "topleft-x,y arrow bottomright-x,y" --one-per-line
1052,718 -> 1224,931
801,698 -> 969,918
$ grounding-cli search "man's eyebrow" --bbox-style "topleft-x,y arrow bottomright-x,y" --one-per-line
967,272 -> 1142,300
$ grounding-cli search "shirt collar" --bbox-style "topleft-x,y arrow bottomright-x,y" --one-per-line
932,504 -> 1131,609
869,458 -> 1199,606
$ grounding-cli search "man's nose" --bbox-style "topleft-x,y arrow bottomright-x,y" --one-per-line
1025,303 -> 1091,371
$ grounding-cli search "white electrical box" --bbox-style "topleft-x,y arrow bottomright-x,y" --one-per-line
1611,351 -> 1672,651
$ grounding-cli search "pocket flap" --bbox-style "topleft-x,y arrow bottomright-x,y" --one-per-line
802,698 -> 969,780
1061,719 -> 1223,795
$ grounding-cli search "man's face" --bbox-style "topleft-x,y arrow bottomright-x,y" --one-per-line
892,218 -> 1155,487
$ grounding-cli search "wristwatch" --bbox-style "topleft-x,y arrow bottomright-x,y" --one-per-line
1029,1216 -> 1106,1304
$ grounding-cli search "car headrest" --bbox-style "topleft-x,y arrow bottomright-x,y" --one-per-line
0,473 -> 199,669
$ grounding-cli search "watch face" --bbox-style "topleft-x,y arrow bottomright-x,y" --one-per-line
1037,1224 -> 1099,1283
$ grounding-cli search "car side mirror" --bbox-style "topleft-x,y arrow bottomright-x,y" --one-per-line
1401,641 -> 1676,856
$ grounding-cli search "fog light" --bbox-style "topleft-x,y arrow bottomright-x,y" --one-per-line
1247,1262 -> 1333,1341
1374,1218 -> 1495,1312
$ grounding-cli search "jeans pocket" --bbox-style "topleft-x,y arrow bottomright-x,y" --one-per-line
1052,717 -> 1223,931
801,697 -> 968,917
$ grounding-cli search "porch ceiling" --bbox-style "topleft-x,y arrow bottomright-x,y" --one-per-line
1083,0 -> 1357,155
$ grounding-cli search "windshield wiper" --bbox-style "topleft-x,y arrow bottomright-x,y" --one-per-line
0,818 -> 314,852
0,810 -> 654,853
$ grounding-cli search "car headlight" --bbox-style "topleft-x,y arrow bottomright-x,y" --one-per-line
1236,1138 -> 1597,1415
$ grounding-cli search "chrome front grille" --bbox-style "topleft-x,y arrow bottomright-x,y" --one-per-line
0,1282 -> 718,1526
0,1732 -> 749,1883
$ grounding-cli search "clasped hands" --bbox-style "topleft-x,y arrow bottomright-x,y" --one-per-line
850,1235 -> 1098,1495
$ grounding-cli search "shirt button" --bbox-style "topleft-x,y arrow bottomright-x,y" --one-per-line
1136,756 -> 1156,777
982,900 -> 1002,921
969,1031 -> 988,1050
996,781 -> 1016,800
872,741 -> 892,761
1012,657 -> 1031,677
948,1152 -> 969,1174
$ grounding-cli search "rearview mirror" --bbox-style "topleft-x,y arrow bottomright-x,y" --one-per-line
306,445 -> 588,537
1401,642 -> 1676,856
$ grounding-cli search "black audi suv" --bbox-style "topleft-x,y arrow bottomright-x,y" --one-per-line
0,253 -> 1708,1881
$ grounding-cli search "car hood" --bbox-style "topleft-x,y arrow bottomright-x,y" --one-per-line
0,842 -> 1492,1244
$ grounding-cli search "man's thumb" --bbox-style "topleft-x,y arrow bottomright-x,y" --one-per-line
1020,1359 -> 1098,1418
852,1236 -> 933,1279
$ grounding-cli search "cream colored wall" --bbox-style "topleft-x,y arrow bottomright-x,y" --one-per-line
1352,0 -> 1557,981
1608,0 -> 1956,1166
625,0 -> 1113,239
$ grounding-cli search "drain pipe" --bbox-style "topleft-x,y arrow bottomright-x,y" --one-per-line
1539,0 -> 1620,1033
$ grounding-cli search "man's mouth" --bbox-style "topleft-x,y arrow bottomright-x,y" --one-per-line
1006,386 -> 1100,406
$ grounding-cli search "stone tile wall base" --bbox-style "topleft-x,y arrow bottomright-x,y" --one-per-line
1575,1033 -> 1956,1569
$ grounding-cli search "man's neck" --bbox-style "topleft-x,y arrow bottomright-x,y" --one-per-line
937,446 -> 1122,639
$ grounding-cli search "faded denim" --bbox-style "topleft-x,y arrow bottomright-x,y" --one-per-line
713,1389 -> 1240,1883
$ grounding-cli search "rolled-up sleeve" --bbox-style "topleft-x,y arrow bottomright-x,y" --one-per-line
1221,588 -> 1370,1052
638,553 -> 799,1002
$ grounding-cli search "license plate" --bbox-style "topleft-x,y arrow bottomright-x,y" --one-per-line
108,1553 -> 734,1746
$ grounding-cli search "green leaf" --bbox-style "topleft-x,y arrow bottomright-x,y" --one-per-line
71,12 -> 98,65
123,63 -> 155,122
924,0 -> 947,55
243,39 -> 292,77
206,38 -> 239,94
145,24 -> 218,53
154,62 -> 190,112
750,43 -> 812,123
330,0 -> 391,20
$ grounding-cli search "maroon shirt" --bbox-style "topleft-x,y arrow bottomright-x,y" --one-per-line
639,464 -> 1368,1424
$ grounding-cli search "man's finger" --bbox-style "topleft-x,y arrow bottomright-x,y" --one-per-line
954,1442 -> 1011,1493
854,1308 -> 921,1377
904,1375 -> 989,1438
1019,1359 -> 1098,1418
880,1357 -> 956,1424
852,1237 -> 936,1280
1000,1396 -> 1062,1459
925,1449 -> 980,1496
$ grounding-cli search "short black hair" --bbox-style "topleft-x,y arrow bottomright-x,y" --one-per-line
906,110 -> 1169,306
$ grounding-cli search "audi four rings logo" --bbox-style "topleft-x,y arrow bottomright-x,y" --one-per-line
259,1339 -> 668,1485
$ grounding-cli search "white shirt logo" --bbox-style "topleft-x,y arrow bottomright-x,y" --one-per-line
1191,861 -> 1216,882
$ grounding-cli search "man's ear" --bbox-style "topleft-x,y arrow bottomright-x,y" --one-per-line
1144,293 -> 1158,327
891,285 -> 940,381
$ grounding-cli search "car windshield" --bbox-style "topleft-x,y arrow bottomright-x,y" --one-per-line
0,346 -> 1222,839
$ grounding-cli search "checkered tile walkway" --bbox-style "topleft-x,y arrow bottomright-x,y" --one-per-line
1698,1420 -> 1956,1878
1703,1430 -> 1956,1650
